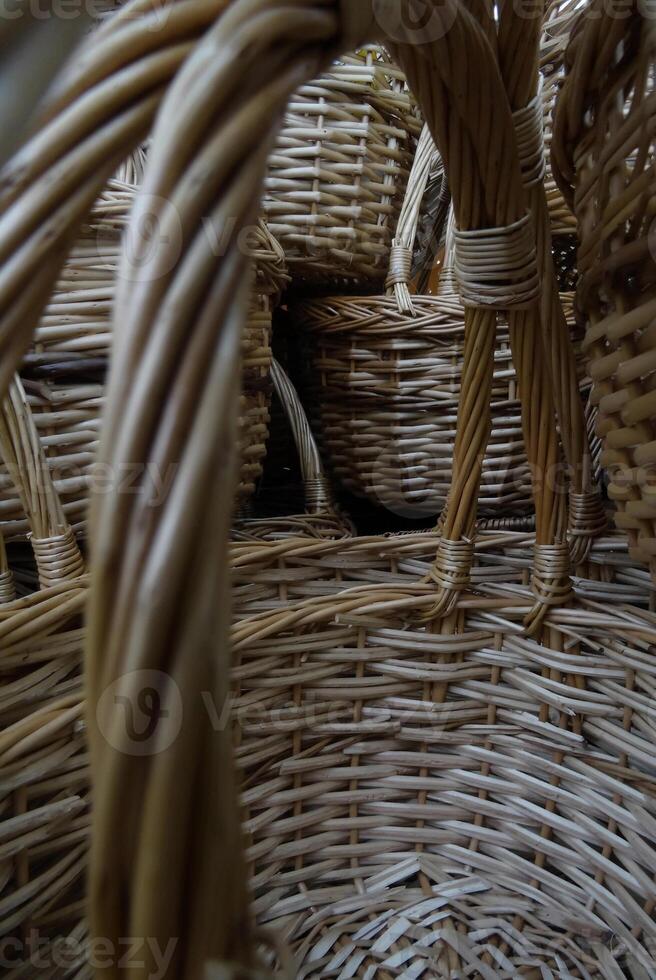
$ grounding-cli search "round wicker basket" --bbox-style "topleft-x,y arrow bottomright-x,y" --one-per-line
293,133 -> 534,520
296,292 -> 531,518
263,45 -> 422,288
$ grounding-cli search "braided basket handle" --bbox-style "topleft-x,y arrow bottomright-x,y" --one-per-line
270,358 -> 335,515
0,375 -> 84,589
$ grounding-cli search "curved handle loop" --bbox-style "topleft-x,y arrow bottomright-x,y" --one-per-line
385,123 -> 438,314
270,358 -> 335,516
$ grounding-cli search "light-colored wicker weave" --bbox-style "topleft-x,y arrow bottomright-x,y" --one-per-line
232,530 -> 656,977
228,9 -> 653,975
263,46 -> 422,287
552,0 -> 656,576
0,376 -> 87,970
0,209 -> 287,537
0,1 -> 651,978
297,291 -> 532,518
294,131 -> 537,520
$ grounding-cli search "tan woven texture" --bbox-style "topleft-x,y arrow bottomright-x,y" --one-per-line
232,531 -> 656,977
0,1 -> 653,978
263,46 -> 422,286
296,293 -> 533,518
553,0 -> 656,576
0,198 -> 287,536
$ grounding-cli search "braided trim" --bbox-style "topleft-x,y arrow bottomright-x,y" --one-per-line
511,85 -> 545,189
453,212 -> 539,309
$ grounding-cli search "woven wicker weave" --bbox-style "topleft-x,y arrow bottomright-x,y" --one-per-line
0,209 -> 287,537
552,0 -> 656,576
228,6 -> 654,975
0,0 -> 651,977
294,133 -> 539,520
297,292 -> 532,518
0,377 -> 87,968
263,46 -> 422,287
231,531 -> 656,977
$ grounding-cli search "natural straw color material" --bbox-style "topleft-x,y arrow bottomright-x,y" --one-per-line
263,46 -> 421,286
295,127 -> 538,520
0,372 -> 87,969
296,294 -> 533,518
232,530 -> 656,977
553,0 -> 656,575
0,1 -> 648,977
0,216 -> 287,537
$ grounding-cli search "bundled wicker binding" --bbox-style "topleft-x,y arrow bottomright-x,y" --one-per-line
295,135 -> 534,519
552,0 -> 656,576
263,46 -> 422,287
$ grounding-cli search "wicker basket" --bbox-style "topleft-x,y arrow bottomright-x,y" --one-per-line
263,46 -> 422,287
231,531 -> 656,977
0,207 -> 288,537
229,11 -> 653,974
552,0 -> 656,576
294,132 -> 533,519
0,1 -> 651,976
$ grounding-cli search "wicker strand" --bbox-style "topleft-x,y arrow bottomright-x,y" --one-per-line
83,2 -> 376,975
385,124 -> 436,314
270,358 -> 336,516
